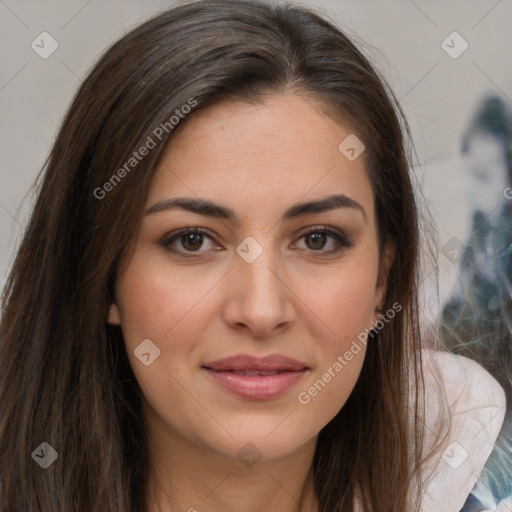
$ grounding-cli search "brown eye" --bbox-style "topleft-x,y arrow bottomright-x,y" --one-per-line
297,227 -> 353,255
160,228 -> 218,255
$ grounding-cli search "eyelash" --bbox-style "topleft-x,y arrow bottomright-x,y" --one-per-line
159,226 -> 354,257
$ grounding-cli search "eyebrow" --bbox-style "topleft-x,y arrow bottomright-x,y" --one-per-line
145,193 -> 367,223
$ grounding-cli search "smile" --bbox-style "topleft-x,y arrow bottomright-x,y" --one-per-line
202,354 -> 309,400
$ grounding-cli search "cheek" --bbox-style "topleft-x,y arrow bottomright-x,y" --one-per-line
303,256 -> 378,346
293,255 -> 378,424
326,278 -> 374,330
115,252 -> 218,350
114,251 -> 232,413
114,258 -> 218,430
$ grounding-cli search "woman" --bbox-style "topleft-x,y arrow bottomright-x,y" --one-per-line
0,1 -> 506,510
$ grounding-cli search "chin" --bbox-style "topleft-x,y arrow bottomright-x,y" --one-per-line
194,417 -> 319,464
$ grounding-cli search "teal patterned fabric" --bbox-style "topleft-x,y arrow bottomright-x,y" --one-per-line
441,209 -> 512,510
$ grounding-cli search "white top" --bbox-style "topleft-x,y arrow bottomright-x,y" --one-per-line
352,350 -> 507,511
421,350 -> 507,512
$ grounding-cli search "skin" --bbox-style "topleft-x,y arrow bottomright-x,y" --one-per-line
108,91 -> 395,512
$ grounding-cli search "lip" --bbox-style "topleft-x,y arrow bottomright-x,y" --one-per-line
202,354 -> 309,400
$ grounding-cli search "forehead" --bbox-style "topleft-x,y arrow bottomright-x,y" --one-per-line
148,92 -> 375,224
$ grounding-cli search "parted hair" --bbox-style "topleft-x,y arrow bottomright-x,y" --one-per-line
0,1 -> 437,510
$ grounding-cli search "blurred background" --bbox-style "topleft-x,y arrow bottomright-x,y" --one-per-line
1,0 -> 511,510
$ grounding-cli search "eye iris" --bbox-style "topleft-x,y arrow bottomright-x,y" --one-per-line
307,232 -> 327,250
182,233 -> 203,251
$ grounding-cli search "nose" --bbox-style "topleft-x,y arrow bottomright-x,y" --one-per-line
221,241 -> 296,339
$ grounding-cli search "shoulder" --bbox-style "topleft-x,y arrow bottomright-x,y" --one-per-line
420,350 -> 507,512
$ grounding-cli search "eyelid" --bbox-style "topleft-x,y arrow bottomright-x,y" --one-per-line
297,224 -> 351,241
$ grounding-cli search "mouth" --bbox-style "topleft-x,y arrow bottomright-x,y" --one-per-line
218,369 -> 288,376
201,354 -> 309,400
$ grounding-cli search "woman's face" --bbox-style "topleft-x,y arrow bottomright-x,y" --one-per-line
109,92 -> 393,463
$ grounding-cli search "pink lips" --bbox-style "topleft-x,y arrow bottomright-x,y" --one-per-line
202,354 -> 308,400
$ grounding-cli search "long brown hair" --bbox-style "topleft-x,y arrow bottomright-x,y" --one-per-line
0,1 -> 436,510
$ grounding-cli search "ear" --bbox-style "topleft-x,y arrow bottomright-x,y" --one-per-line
374,240 -> 396,311
107,303 -> 121,325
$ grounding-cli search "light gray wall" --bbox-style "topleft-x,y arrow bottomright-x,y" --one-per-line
1,0 -> 511,313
